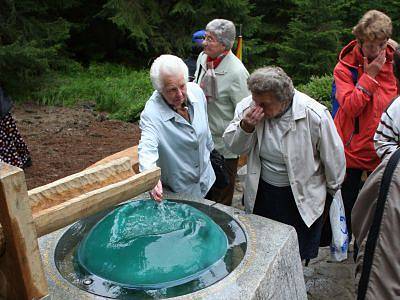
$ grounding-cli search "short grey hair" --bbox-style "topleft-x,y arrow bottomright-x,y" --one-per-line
247,66 -> 295,103
150,54 -> 189,92
206,19 -> 236,50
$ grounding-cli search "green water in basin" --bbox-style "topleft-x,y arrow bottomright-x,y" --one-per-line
76,200 -> 228,288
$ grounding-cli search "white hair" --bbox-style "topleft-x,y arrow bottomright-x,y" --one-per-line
206,19 -> 236,50
150,55 -> 189,92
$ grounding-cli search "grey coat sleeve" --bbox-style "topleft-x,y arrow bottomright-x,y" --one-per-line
317,109 -> 346,195
223,98 -> 256,155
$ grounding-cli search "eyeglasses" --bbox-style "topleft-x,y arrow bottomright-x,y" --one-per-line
204,35 -> 219,44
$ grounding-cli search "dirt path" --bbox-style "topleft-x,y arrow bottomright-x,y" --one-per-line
13,102 -> 140,190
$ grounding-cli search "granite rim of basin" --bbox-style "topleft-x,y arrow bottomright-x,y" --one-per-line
39,192 -> 307,300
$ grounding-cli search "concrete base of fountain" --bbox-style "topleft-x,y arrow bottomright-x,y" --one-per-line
39,193 -> 307,299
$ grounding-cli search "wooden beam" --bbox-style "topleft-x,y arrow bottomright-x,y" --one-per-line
29,157 -> 136,215
33,168 -> 160,237
0,163 -> 48,299
0,158 -> 159,246
87,146 -> 139,173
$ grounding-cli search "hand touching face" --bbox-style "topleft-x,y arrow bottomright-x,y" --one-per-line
241,105 -> 265,133
363,49 -> 386,78
252,92 -> 289,119
240,92 -> 291,133
361,38 -> 388,78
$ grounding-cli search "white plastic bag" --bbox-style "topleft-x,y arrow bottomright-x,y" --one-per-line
329,190 -> 348,261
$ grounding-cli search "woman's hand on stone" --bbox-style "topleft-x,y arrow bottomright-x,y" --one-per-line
240,105 -> 264,133
150,179 -> 163,202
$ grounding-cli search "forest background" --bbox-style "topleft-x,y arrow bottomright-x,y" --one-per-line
1,0 -> 399,121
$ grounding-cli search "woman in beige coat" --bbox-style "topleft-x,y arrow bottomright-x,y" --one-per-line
352,46 -> 400,300
223,67 -> 345,261
194,18 -> 250,206
352,149 -> 400,299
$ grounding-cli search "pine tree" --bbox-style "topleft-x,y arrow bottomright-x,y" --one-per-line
277,0 -> 343,84
101,0 -> 261,64
0,0 -> 76,95
247,0 -> 294,67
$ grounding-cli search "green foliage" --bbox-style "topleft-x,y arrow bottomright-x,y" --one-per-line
0,0 -> 76,95
246,0 -> 294,68
101,0 -> 261,60
277,0 -> 343,84
34,64 -> 152,122
297,74 -> 333,110
1,0 -> 400,107
338,1 -> 400,43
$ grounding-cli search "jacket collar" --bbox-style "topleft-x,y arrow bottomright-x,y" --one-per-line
291,90 -> 307,120
199,50 -> 235,75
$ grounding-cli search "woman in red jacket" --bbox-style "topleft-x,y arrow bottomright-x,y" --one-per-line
333,10 -> 398,241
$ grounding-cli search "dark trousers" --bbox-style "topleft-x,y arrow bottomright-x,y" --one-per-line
253,180 -> 323,260
341,168 -> 364,241
206,158 -> 238,206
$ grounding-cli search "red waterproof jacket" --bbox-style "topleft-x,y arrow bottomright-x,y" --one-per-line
333,40 -> 397,171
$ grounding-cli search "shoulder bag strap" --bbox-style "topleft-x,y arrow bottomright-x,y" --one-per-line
357,148 -> 400,299
194,52 -> 205,84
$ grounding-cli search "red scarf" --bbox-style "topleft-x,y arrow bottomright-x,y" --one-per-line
206,50 -> 229,69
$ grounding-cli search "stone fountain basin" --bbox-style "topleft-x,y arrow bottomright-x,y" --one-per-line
39,192 -> 307,299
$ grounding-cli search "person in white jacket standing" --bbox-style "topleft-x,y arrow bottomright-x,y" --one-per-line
138,54 -> 215,201
223,66 -> 345,261
194,19 -> 250,206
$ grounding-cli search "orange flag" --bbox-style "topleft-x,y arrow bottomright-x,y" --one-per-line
236,35 -> 243,61
236,24 -> 243,61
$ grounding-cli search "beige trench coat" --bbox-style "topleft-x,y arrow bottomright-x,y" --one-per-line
352,150 -> 400,299
223,90 -> 345,227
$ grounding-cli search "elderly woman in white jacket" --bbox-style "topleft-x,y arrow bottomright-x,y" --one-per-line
194,19 -> 250,206
138,54 -> 215,201
223,66 -> 345,261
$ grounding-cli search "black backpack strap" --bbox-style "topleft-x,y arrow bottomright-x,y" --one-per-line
354,117 -> 360,134
194,52 -> 205,84
357,148 -> 400,299
349,67 -> 360,134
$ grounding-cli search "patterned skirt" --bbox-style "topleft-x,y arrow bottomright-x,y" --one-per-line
0,112 -> 31,168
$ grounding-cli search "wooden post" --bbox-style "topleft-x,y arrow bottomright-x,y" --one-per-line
0,163 -> 48,299
0,157 -> 160,299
